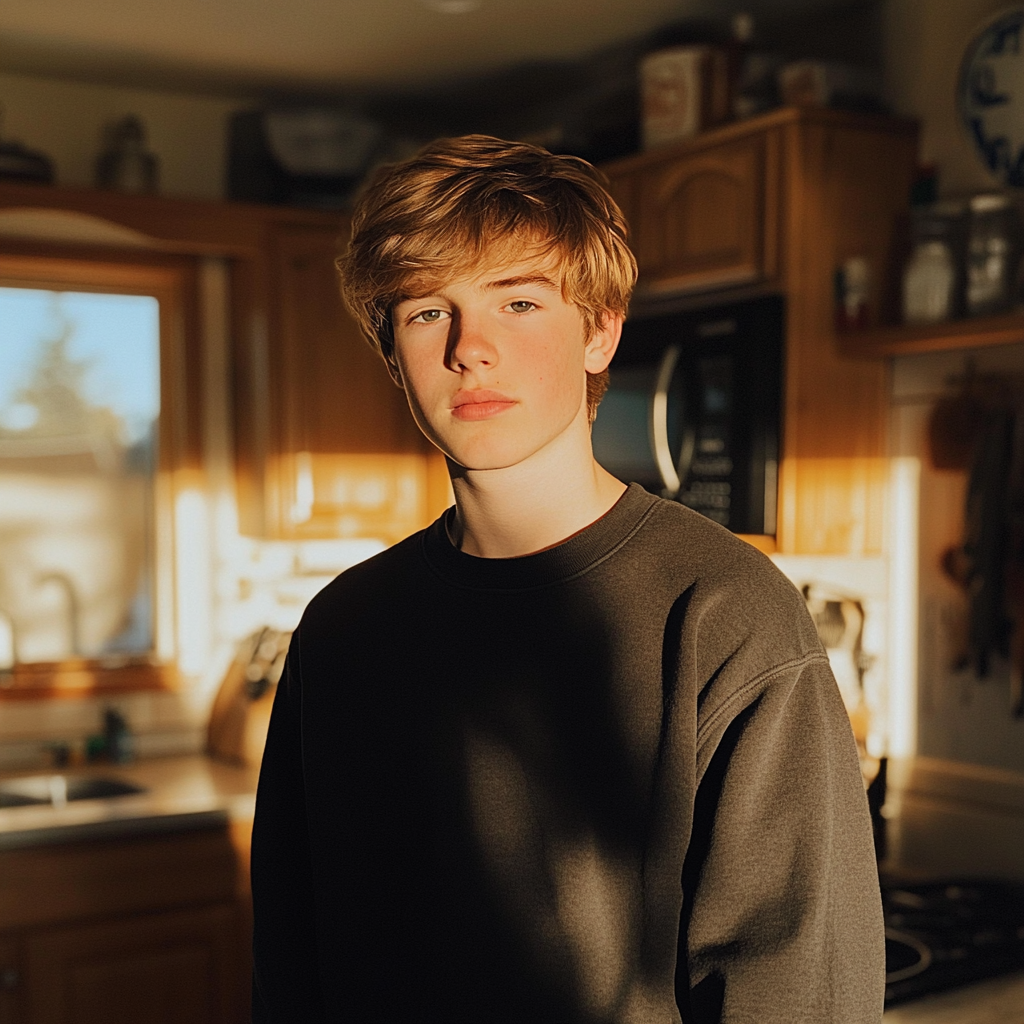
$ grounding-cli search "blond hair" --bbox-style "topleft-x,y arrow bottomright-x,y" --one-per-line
336,135 -> 637,419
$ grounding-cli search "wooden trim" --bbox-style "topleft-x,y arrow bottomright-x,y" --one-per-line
636,264 -> 761,296
761,127 -> 783,284
601,106 -> 918,178
838,312 -> 1024,358
0,661 -> 179,700
0,178 -> 344,259
889,755 -> 1024,815
0,251 -> 187,294
0,828 -> 237,930
736,534 -> 777,554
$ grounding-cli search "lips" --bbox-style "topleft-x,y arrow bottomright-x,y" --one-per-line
451,389 -> 516,421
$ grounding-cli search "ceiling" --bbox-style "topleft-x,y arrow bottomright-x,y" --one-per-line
0,0 -> 863,96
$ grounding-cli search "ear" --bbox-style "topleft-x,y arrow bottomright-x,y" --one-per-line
584,311 -> 623,374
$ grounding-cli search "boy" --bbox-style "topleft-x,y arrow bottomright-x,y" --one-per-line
251,135 -> 885,1023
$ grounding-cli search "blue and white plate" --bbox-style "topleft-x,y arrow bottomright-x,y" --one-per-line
958,7 -> 1024,188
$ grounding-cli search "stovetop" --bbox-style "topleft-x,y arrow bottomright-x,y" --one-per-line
883,879 -> 1024,1006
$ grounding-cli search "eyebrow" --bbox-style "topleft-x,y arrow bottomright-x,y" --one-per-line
483,274 -> 559,291
393,274 -> 559,306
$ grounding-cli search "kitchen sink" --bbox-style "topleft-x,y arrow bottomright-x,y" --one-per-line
0,774 -> 147,808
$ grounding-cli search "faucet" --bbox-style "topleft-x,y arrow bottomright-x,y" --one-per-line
0,606 -> 18,675
37,572 -> 81,657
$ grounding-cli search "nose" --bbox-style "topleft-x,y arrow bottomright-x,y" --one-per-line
446,310 -> 498,373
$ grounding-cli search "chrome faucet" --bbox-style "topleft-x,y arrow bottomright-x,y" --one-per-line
37,572 -> 81,657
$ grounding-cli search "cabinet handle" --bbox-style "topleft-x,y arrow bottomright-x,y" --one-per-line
0,966 -> 17,989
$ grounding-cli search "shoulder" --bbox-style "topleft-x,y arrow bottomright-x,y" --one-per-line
629,496 -> 826,708
635,496 -> 816,643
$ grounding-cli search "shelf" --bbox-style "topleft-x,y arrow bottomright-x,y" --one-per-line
839,312 -> 1024,358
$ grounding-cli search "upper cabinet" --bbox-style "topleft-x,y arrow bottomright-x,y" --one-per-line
607,129 -> 780,295
255,221 -> 433,541
604,109 -> 919,556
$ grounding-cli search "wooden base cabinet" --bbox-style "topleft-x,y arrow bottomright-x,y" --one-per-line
0,935 -> 20,1024
603,108 -> 919,555
0,829 -> 249,1024
22,904 -> 240,1024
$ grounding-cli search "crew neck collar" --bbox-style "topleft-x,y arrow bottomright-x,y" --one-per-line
421,482 -> 658,591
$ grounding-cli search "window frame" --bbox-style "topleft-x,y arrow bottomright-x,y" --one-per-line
0,244 -> 202,699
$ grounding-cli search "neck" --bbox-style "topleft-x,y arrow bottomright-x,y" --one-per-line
447,424 -> 627,559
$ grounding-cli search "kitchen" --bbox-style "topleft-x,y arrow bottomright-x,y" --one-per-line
1,0 -> 1023,1020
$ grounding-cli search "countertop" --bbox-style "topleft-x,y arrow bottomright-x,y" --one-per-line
884,971 -> 1024,1023
0,754 -> 260,850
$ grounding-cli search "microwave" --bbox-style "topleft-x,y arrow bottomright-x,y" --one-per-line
592,295 -> 783,535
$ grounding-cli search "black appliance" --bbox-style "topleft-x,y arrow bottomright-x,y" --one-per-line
882,878 -> 1024,1005
228,108 -> 383,208
592,295 -> 783,534
0,138 -> 53,184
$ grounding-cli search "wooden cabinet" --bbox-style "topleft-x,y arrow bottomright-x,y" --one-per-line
0,827 -> 249,1024
0,935 -> 21,1024
24,905 -> 238,1024
608,129 -> 780,294
603,108 -> 919,556
253,221 -> 438,541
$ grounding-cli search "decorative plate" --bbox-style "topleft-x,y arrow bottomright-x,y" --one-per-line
958,7 -> 1024,188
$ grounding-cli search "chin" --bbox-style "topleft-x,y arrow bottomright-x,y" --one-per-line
439,437 -> 542,474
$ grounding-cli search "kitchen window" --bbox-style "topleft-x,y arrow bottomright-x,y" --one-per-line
0,250 -> 200,697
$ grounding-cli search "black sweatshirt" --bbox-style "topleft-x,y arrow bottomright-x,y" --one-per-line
251,483 -> 885,1023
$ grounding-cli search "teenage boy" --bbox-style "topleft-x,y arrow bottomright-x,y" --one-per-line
251,135 -> 885,1023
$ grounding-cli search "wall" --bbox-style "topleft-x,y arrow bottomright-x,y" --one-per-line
882,347 -> 1024,880
891,347 -> 1024,776
0,71 -> 251,200
882,0 -> 1013,196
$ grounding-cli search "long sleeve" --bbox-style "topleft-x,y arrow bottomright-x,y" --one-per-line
678,654 -> 886,1023
250,632 -> 327,1023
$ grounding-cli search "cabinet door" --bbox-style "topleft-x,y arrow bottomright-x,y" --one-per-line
24,903 -> 243,1024
0,935 -> 23,1024
633,131 -> 779,294
264,222 -> 433,540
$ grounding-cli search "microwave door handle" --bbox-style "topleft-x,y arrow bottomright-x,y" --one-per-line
676,424 -> 696,495
651,344 -> 682,498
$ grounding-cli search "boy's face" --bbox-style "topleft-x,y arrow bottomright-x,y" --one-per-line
391,249 -> 621,473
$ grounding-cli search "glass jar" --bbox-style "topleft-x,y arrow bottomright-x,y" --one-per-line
965,193 -> 1019,317
902,201 -> 966,325
903,240 -> 956,324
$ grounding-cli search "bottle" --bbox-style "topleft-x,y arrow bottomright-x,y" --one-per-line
730,13 -> 782,120
95,115 -> 159,195
835,256 -> 870,330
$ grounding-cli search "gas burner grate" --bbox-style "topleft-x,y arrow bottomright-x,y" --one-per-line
882,879 -> 1024,1005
